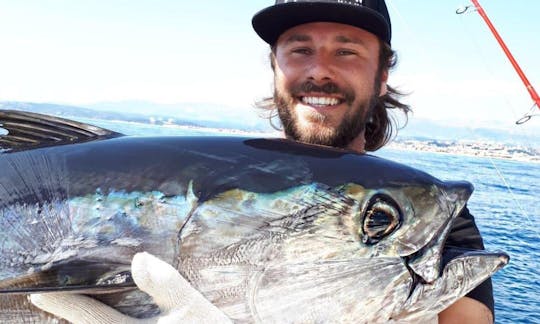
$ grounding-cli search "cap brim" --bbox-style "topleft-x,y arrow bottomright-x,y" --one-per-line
252,3 -> 391,46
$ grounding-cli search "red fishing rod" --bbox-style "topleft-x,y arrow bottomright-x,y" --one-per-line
457,0 -> 539,124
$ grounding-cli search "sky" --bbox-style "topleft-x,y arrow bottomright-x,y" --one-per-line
0,0 -> 538,131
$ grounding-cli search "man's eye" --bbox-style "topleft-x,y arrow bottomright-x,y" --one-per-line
337,50 -> 356,56
292,48 -> 312,55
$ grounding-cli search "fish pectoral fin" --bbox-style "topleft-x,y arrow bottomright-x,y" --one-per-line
0,261 -> 136,295
0,109 -> 123,152
392,250 -> 508,321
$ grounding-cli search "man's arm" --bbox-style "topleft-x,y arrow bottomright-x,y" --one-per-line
439,297 -> 493,324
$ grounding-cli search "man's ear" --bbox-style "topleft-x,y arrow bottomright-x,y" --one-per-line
379,70 -> 389,97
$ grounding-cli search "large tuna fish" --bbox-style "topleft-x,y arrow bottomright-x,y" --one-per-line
0,110 -> 508,323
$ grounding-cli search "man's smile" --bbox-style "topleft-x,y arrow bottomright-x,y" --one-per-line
299,95 -> 344,108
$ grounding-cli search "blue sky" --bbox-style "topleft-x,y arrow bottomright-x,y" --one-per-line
0,0 -> 538,131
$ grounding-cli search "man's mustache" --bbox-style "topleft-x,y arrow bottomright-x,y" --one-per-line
290,81 -> 355,104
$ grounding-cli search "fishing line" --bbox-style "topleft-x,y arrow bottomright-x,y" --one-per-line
458,2 -> 540,125
387,1 -> 538,241
515,103 -> 539,125
457,11 -> 523,124
386,0 -> 426,58
487,158 -> 539,241
456,5 -> 540,240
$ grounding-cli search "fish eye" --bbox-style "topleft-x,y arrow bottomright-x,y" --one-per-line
360,194 -> 402,245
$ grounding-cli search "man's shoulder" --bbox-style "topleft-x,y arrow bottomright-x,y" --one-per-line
446,205 -> 485,250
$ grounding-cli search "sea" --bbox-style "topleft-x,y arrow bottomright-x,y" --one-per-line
78,118 -> 540,323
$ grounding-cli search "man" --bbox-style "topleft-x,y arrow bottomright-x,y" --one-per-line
31,0 -> 494,323
251,1 -> 494,323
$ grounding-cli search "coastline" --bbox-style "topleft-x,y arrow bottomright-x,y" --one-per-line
388,139 -> 540,164
164,125 -> 540,164
80,117 -> 540,164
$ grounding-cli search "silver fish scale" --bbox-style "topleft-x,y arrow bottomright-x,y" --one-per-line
0,201 -> 73,277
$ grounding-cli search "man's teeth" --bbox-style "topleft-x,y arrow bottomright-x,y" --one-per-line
302,97 -> 340,106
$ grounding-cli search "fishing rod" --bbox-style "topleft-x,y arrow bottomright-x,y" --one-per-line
457,0 -> 539,124
456,0 -> 539,243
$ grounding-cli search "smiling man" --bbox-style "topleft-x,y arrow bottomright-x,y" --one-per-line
273,22 -> 384,151
252,0 -> 494,323
254,1 -> 412,154
30,1 -> 495,323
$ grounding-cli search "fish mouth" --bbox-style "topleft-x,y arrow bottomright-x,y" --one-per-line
393,181 -> 509,319
392,247 -> 508,322
404,256 -> 427,298
401,180 -> 480,285
398,248 -> 508,321
403,210 -> 509,303
405,247 -> 509,297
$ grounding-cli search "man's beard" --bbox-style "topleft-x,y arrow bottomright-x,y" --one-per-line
275,80 -> 379,149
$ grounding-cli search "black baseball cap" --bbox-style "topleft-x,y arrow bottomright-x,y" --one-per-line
252,0 -> 392,46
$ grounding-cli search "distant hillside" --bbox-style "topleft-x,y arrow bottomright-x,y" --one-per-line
0,101 -> 272,132
85,101 -> 540,146
1,101 -> 537,149
397,117 -> 539,149
0,101 -> 203,128
85,100 -> 272,132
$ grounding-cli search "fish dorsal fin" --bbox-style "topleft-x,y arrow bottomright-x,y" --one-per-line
0,110 -> 123,152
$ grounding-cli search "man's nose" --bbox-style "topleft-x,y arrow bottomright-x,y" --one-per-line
306,53 -> 335,82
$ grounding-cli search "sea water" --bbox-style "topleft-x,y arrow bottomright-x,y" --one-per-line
80,118 -> 540,323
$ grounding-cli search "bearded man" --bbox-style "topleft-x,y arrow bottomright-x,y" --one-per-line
30,1 -> 495,323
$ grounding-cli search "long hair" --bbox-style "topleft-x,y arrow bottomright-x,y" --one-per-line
255,40 -> 411,152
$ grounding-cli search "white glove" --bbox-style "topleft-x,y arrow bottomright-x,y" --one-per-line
30,252 -> 232,324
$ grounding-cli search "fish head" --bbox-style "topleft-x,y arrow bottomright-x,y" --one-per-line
215,180 -> 508,322
333,180 -> 508,321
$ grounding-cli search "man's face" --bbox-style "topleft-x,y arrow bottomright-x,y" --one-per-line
273,22 -> 388,149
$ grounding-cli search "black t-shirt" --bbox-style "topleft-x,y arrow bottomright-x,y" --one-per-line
444,206 -> 494,316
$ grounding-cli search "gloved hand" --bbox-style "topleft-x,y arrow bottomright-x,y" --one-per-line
30,252 -> 232,324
